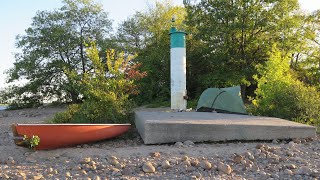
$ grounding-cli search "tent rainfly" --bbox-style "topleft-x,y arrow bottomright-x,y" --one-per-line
196,86 -> 247,115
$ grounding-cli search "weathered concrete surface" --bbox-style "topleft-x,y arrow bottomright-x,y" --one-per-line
135,110 -> 316,144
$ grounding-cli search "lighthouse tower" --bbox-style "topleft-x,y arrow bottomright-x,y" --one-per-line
169,18 -> 187,110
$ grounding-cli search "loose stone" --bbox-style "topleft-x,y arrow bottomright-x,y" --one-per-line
248,155 -> 255,161
150,152 -> 161,158
256,143 -> 264,149
191,175 -> 197,180
122,167 -> 134,175
200,160 -> 212,170
109,155 -> 118,160
91,164 -> 97,170
93,175 -> 101,180
109,159 -> 120,166
311,171 -> 320,178
288,141 -> 295,148
287,164 -> 296,169
47,167 -> 54,174
245,161 -> 253,168
259,153 -> 267,158
217,162 -> 232,174
194,172 -> 202,178
243,151 -> 252,157
297,166 -> 312,175
284,169 -> 293,175
254,149 -> 262,154
33,174 -> 43,180
83,164 -> 91,170
233,154 -> 243,164
182,155 -> 189,161
111,168 -> 122,176
161,160 -> 171,169
186,166 -> 196,172
73,165 -> 82,171
182,160 -> 191,166
6,157 -> 15,165
293,138 -> 301,144
89,160 -> 96,166
258,171 -> 268,179
142,162 -> 156,173
286,152 -> 294,157
18,111 -> 25,116
190,159 -> 199,167
81,157 -> 92,164
65,171 -> 71,178
183,140 -> 195,146
174,142 -> 184,147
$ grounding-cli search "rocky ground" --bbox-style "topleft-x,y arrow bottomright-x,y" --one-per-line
0,107 -> 319,180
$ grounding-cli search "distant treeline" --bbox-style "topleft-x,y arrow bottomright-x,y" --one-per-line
1,0 -> 320,128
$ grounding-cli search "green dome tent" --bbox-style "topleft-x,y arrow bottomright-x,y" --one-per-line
196,86 -> 247,114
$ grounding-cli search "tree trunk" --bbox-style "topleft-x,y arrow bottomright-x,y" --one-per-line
80,29 -> 86,74
70,91 -> 80,104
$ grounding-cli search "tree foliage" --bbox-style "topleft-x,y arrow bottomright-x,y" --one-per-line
184,0 -> 302,98
3,0 -> 111,107
250,45 -> 320,127
51,43 -> 145,123
293,10 -> 320,89
115,1 -> 187,104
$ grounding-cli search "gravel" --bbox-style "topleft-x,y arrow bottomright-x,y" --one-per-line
0,107 -> 319,179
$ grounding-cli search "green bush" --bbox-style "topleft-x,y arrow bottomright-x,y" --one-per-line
50,44 -> 144,124
187,99 -> 198,109
146,100 -> 170,108
50,104 -> 81,123
250,44 -> 320,129
250,81 -> 320,127
290,83 -> 320,128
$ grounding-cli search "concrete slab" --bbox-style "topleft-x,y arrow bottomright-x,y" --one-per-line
134,110 -> 316,144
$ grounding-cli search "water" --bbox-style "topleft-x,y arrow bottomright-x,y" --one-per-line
0,105 -> 7,111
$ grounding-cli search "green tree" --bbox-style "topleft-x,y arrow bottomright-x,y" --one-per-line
251,44 -> 297,118
3,0 -> 111,108
115,14 -> 147,54
184,0 -> 301,99
115,1 -> 187,104
293,10 -> 320,89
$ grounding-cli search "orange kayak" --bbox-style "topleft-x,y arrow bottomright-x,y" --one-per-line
12,123 -> 131,150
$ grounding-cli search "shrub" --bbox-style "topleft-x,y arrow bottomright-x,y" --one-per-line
250,81 -> 320,127
250,44 -> 320,129
23,135 -> 40,150
291,83 -> 320,128
51,44 -> 145,124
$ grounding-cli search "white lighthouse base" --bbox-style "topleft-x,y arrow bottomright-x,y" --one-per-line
170,48 -> 187,110
171,91 -> 187,110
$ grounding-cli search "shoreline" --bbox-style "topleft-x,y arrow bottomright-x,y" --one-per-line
0,105 -> 7,111
0,106 -> 319,179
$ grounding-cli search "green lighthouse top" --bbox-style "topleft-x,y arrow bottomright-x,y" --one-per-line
169,17 -> 186,48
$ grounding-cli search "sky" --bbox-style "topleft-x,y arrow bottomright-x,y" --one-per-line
0,0 -> 319,89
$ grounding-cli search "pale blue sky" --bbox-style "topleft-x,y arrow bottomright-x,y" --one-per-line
0,0 -> 319,89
